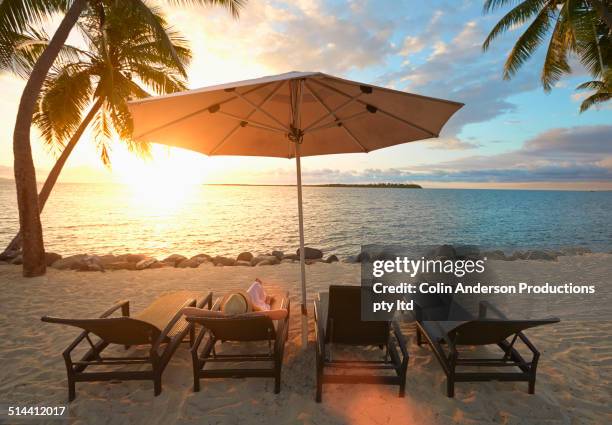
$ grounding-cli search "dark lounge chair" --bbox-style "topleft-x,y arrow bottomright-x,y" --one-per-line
314,285 -> 409,402
415,300 -> 560,397
185,292 -> 290,393
41,291 -> 211,401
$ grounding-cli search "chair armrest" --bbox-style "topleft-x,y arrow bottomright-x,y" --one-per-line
274,296 -> 290,357
197,292 -> 213,309
313,299 -> 325,358
152,298 -> 196,354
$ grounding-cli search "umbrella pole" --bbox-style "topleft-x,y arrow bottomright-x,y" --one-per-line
295,142 -> 308,349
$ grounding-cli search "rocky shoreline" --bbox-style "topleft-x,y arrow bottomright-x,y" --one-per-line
0,245 -> 602,272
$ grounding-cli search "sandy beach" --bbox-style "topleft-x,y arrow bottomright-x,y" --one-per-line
0,254 -> 610,425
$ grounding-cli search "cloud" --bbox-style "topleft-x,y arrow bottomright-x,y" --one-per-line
425,137 -> 481,150
167,0 -> 397,82
379,12 -> 541,136
259,125 -> 612,184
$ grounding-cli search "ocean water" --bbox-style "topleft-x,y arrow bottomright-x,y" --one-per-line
0,180 -> 611,258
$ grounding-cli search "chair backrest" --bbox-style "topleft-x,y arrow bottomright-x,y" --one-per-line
188,315 -> 277,341
41,316 -> 162,345
448,318 -> 560,345
326,285 -> 390,345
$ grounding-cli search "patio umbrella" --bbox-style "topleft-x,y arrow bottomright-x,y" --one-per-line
127,71 -> 463,347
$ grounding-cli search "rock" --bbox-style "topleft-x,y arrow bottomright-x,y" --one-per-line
177,258 -> 199,268
325,255 -> 339,263
251,255 -> 279,266
198,261 -> 214,268
525,250 -> 558,261
127,254 -> 147,263
135,258 -> 158,270
306,259 -> 324,265
271,250 -> 284,260
255,259 -> 275,266
296,247 -> 323,260
105,261 -> 136,271
148,261 -> 165,269
483,250 -> 506,260
236,252 -> 254,262
43,252 -> 62,266
560,246 -> 592,256
509,251 -> 528,260
96,255 -> 119,266
74,256 -> 105,272
51,254 -> 88,270
161,254 -> 187,267
190,253 -> 212,264
0,249 -> 20,261
356,251 -> 370,263
283,253 -> 299,261
281,259 -> 295,264
235,260 -> 252,266
213,256 -> 236,266
11,255 -> 23,265
430,244 -> 457,259
344,255 -> 359,263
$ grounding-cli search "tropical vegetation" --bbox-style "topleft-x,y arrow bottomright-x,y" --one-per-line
482,0 -> 611,112
0,0 -> 245,276
0,1 -> 192,256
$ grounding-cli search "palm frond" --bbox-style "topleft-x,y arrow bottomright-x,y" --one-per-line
541,4 -> 574,91
93,106 -> 112,167
483,0 -> 549,51
0,0 -> 69,38
1,25 -> 88,78
120,0 -> 189,76
33,67 -> 93,153
503,4 -> 554,79
165,0 -> 247,19
579,91 -> 612,111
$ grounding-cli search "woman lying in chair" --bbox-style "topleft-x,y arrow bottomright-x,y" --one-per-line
184,279 -> 290,394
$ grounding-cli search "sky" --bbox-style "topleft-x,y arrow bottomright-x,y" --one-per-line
0,0 -> 611,189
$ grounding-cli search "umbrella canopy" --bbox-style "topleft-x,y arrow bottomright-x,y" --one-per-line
127,71 -> 463,347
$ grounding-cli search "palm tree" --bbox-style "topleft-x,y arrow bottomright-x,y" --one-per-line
0,0 -> 245,276
482,0 -> 610,109
0,2 -> 191,257
576,70 -> 611,111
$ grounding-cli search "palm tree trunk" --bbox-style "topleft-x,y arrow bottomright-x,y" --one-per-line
2,100 -> 103,258
12,0 -> 88,277
589,0 -> 612,32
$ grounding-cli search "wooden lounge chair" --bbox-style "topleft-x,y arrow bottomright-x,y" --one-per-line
314,285 -> 409,402
41,291 -> 211,401
415,300 -> 560,397
185,292 -> 290,393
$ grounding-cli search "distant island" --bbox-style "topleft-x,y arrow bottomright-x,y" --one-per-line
203,182 -> 423,189
312,183 -> 422,189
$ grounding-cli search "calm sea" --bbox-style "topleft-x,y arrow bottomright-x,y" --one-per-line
1,180 -> 611,258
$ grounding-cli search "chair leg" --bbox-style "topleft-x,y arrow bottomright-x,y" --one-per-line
399,378 -> 406,398
274,372 -> 281,394
67,377 -> 76,402
528,375 -> 536,394
154,373 -> 162,396
193,374 -> 200,392
315,363 -> 323,402
446,377 -> 455,398
416,327 -> 423,346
